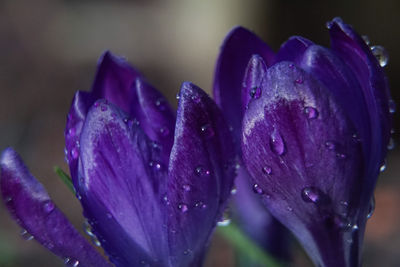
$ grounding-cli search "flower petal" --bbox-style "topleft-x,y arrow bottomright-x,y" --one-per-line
134,78 -> 176,163
91,51 -> 141,115
328,18 -> 391,189
242,62 -> 364,267
78,100 -> 168,267
0,148 -> 111,267
167,82 -> 236,266
233,168 -> 290,260
213,26 -> 275,141
274,36 -> 313,64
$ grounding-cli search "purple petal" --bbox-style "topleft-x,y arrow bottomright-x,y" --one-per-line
91,51 -> 141,115
213,26 -> 275,141
242,62 -> 364,267
298,45 -> 371,165
242,54 -> 268,114
233,168 -> 290,260
134,78 -> 176,163
0,148 -> 111,267
274,36 -> 314,64
77,100 -> 168,267
167,82 -> 236,266
328,18 -> 391,190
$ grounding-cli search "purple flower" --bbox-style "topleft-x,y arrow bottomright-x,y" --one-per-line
1,51 -> 236,267
213,24 -> 290,261
214,18 -> 392,267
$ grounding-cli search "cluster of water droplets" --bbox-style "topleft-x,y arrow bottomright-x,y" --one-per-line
83,220 -> 101,247
64,257 -> 80,267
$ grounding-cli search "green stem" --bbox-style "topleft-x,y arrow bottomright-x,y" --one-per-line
53,166 -> 75,194
217,223 -> 282,267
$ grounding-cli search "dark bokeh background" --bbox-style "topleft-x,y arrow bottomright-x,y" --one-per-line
0,0 -> 399,266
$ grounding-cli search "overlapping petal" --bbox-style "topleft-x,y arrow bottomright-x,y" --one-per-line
242,61 -> 365,266
0,148 -> 112,267
167,82 -> 236,266
213,26 -> 275,140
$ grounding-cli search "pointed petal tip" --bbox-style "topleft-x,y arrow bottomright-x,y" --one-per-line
0,147 -> 17,167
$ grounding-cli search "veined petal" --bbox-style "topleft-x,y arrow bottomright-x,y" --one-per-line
78,100 -> 168,267
328,18 -> 391,191
275,36 -> 314,64
213,26 -> 275,141
135,78 -> 176,163
242,62 -> 364,267
233,167 -> 289,260
0,148 -> 111,267
167,82 -> 236,266
91,51 -> 141,115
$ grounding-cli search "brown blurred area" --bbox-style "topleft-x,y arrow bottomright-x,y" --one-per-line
0,0 -> 399,266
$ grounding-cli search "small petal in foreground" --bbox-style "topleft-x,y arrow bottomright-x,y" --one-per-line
218,18 -> 392,267
1,52 -> 236,267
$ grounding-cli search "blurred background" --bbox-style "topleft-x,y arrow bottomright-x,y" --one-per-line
0,0 -> 399,266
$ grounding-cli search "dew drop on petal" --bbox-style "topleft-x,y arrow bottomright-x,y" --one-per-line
71,147 -> 79,159
200,124 -> 215,139
217,211 -> 231,227
325,141 -> 336,150
371,45 -> 389,67
42,200 -> 55,213
178,204 -> 188,213
301,187 -> 322,203
155,98 -> 167,111
149,161 -> 162,171
367,196 -> 375,219
195,166 -> 210,176
159,127 -> 170,137
64,258 -> 80,267
230,186 -> 237,195
262,166 -> 272,175
269,131 -> 285,155
389,99 -> 396,113
252,184 -> 264,194
304,106 -> 319,119
379,161 -> 387,172
336,153 -> 347,159
249,87 -> 261,99
387,137 -> 395,150
20,229 -> 34,241
362,35 -> 370,45
182,184 -> 191,192
191,95 -> 201,103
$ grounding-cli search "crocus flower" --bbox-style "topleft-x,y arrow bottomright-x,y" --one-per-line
213,25 -> 291,262
214,18 -> 392,267
1,51 -> 236,267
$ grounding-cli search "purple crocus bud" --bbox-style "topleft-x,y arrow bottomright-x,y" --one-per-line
213,26 -> 291,261
235,18 -> 391,266
1,52 -> 236,267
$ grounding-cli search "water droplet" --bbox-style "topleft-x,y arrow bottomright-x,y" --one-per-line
304,106 -> 319,119
230,186 -> 237,195
371,45 -> 389,67
5,196 -> 12,203
217,211 -> 231,227
334,215 -> 351,230
362,35 -> 370,45
195,166 -> 210,176
155,98 -> 167,110
20,229 -> 34,241
336,153 -> 347,159
367,196 -> 375,219
194,201 -> 207,209
159,127 -> 170,136
387,138 -> 395,150
176,93 -> 180,100
178,204 -> 188,213
67,128 -> 75,137
294,78 -> 303,84
262,166 -> 272,175
64,258 -> 80,267
286,206 -> 293,212
149,161 -> 162,171
71,147 -> 79,159
289,63 -> 295,68
182,184 -> 191,192
379,161 -> 387,172
325,141 -> 336,150
191,95 -> 201,103
389,99 -> 396,113
162,194 -> 170,205
83,221 -> 101,247
301,187 -> 322,203
200,124 -> 215,139
269,131 -> 285,155
42,200 -> 55,213
252,184 -> 264,194
249,87 -> 261,99
100,105 -> 108,112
